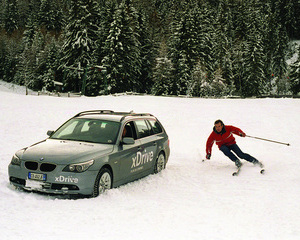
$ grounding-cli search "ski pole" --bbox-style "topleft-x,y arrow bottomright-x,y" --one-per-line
246,135 -> 290,146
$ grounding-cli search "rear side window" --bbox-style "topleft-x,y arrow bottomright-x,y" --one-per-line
135,120 -> 150,138
148,119 -> 163,134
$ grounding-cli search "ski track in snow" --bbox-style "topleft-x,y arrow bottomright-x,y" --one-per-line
1,81 -> 300,240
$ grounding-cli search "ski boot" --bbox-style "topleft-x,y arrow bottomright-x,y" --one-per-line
235,160 -> 242,168
253,159 -> 264,168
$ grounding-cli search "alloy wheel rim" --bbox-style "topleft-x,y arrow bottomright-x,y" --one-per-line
99,172 -> 111,193
157,155 -> 165,172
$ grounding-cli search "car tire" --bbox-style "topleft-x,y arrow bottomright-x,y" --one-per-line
154,153 -> 166,173
92,168 -> 112,197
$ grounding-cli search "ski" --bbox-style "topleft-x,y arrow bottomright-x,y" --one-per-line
257,162 -> 265,174
232,164 -> 265,176
232,166 -> 241,176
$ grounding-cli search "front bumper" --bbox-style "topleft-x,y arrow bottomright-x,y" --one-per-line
8,163 -> 98,196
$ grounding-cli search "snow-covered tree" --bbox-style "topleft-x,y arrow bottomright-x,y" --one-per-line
3,0 -> 19,35
289,45 -> 300,95
189,61 -> 208,97
39,0 -> 64,32
168,2 -> 201,95
101,0 -> 141,93
152,56 -> 174,95
0,36 -> 19,82
240,1 -> 267,97
61,0 -> 100,93
136,11 -> 155,93
211,67 -> 232,97
96,0 -> 117,61
212,0 -> 235,88
14,30 -> 45,90
37,35 -> 62,91
262,0 -> 290,94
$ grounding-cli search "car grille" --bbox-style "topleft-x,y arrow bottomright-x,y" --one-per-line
40,163 -> 56,172
25,161 -> 38,170
25,161 -> 56,172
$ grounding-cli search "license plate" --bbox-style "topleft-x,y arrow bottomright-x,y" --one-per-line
25,179 -> 43,190
28,172 -> 47,181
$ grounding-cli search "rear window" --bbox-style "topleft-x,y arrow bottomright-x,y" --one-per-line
148,119 -> 163,134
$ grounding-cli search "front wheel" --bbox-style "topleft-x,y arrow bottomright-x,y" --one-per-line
92,168 -> 112,197
154,153 -> 166,173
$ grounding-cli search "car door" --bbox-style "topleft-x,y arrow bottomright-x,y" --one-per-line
113,121 -> 142,184
133,119 -> 159,174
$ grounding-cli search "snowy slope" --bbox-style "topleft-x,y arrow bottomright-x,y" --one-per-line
1,82 -> 300,240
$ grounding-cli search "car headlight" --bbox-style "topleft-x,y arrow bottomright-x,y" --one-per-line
11,154 -> 21,166
63,160 -> 94,173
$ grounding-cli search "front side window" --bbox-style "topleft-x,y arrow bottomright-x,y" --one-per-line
50,118 -> 120,144
122,121 -> 137,139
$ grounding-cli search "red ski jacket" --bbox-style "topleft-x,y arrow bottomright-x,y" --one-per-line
206,125 -> 245,155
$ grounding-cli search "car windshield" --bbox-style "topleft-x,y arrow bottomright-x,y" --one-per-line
50,118 -> 120,144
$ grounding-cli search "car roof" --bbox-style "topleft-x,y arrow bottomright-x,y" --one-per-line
74,110 -> 156,122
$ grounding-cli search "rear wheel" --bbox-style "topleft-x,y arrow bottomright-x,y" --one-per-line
154,153 -> 166,173
92,168 -> 112,197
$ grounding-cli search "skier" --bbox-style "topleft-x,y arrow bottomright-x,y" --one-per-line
206,120 -> 263,168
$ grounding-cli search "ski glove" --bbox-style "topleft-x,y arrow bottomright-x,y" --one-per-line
206,154 -> 211,160
239,133 -> 246,137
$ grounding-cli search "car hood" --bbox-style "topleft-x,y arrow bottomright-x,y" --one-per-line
21,139 -> 114,164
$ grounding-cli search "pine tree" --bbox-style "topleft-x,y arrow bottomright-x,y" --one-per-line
136,11 -> 155,93
240,1 -> 267,97
189,61 -> 208,97
3,0 -> 19,35
168,2 -> 200,95
152,56 -> 174,95
13,15 -> 38,87
14,30 -> 45,91
0,36 -> 19,82
61,0 -> 100,93
263,0 -> 290,95
37,35 -> 63,91
96,0 -> 117,62
289,45 -> 300,95
188,2 -> 215,96
101,0 -> 141,93
39,0 -> 64,32
212,0 -> 235,89
211,67 -> 232,97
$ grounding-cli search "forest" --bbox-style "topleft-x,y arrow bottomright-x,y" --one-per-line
0,0 -> 300,97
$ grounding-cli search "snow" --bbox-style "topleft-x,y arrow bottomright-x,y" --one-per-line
1,81 -> 300,240
287,40 -> 300,65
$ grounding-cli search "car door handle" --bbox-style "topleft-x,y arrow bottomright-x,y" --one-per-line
153,142 -> 157,146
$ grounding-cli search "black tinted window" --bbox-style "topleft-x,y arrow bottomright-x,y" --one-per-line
148,119 -> 163,134
122,121 -> 137,139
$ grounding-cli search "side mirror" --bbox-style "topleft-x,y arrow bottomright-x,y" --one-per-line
47,130 -> 54,137
122,137 -> 135,145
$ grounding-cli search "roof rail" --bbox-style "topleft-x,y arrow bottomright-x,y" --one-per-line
74,110 -> 115,117
73,110 -> 154,121
120,113 -> 154,121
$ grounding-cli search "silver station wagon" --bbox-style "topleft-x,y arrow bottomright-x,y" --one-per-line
8,110 -> 170,197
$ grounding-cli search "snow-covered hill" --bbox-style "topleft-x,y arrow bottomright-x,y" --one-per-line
1,82 -> 299,240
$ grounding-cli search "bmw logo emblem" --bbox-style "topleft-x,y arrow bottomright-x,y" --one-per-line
40,157 -> 44,161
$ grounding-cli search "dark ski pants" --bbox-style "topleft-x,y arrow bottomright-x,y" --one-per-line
220,144 -> 257,163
